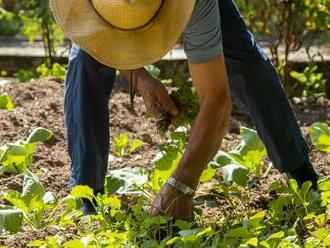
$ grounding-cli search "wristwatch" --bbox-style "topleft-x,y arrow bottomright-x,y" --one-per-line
166,176 -> 195,197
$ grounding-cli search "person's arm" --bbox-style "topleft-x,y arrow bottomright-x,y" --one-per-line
150,55 -> 231,220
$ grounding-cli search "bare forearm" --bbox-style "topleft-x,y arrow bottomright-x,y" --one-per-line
173,55 -> 231,189
173,97 -> 231,189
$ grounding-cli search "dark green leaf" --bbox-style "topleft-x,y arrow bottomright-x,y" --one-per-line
0,205 -> 23,234
26,127 -> 53,144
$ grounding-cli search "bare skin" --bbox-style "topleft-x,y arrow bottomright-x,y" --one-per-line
123,55 -> 231,221
121,69 -> 179,118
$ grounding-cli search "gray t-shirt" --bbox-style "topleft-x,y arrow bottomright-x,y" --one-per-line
182,0 -> 223,63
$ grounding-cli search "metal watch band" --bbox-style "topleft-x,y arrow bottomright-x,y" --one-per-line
166,176 -> 195,197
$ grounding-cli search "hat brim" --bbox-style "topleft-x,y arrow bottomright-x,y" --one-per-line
50,0 -> 195,69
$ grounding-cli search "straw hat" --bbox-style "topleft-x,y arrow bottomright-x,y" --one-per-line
50,0 -> 196,69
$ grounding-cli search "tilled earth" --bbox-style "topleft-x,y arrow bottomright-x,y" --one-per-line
0,77 -> 329,247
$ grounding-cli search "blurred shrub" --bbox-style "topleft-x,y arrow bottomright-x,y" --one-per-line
0,2 -> 20,36
236,0 -> 330,80
290,64 -> 327,99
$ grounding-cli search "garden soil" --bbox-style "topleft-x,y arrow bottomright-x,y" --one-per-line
0,77 -> 329,247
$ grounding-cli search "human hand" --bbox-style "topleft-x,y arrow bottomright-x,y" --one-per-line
123,69 -> 179,119
150,183 -> 193,221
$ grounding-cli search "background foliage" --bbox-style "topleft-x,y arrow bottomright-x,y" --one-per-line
0,0 -> 328,98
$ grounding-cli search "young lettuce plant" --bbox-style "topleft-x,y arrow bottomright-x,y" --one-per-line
0,205 -> 23,236
0,93 -> 14,110
0,127 -> 53,176
208,127 -> 267,188
112,133 -> 145,157
3,170 -> 57,230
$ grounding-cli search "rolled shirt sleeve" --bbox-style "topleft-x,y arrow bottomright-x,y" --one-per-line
182,0 -> 223,63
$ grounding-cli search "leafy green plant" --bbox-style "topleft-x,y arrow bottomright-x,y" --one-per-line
0,3 -> 20,36
3,170 -> 57,229
290,65 -> 327,98
112,133 -> 145,157
0,127 -> 53,176
151,127 -> 187,192
0,93 -> 14,110
36,63 -> 67,81
211,127 -> 267,187
16,69 -> 37,82
236,0 -> 330,82
19,0 -> 64,66
0,205 -> 23,235
309,122 -> 330,153
105,167 -> 149,195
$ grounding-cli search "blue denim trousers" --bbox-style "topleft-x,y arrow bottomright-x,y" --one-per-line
65,0 -> 310,190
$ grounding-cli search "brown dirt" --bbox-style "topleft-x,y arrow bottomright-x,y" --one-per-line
0,77 -> 329,247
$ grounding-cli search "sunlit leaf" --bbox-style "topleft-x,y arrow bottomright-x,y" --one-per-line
105,167 -> 148,195
310,122 -> 330,153
200,164 -> 216,182
26,127 -> 53,144
22,170 -> 45,206
113,133 -> 129,156
70,185 -> 94,201
0,205 -> 23,234
63,240 -> 84,248
0,94 -> 14,110
129,139 -> 145,154
228,127 -> 266,174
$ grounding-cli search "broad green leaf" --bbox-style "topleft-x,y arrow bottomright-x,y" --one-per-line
309,122 -> 330,153
269,231 -> 285,240
3,143 -> 27,156
200,164 -> 216,182
104,176 -> 125,195
247,237 -> 258,247
143,215 -> 168,228
226,227 -> 251,238
105,167 -> 148,195
71,185 -> 94,201
151,152 -> 182,192
249,211 -> 265,227
173,219 -> 192,230
22,170 -> 45,206
26,127 -> 53,144
228,127 -> 266,174
3,191 -> 28,212
311,228 -> 329,239
0,94 -> 14,110
0,143 -> 30,174
319,176 -> 330,191
63,240 -> 84,248
259,241 -> 271,248
0,205 -> 23,234
222,163 -> 249,187
102,196 -> 121,209
213,151 -> 237,167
